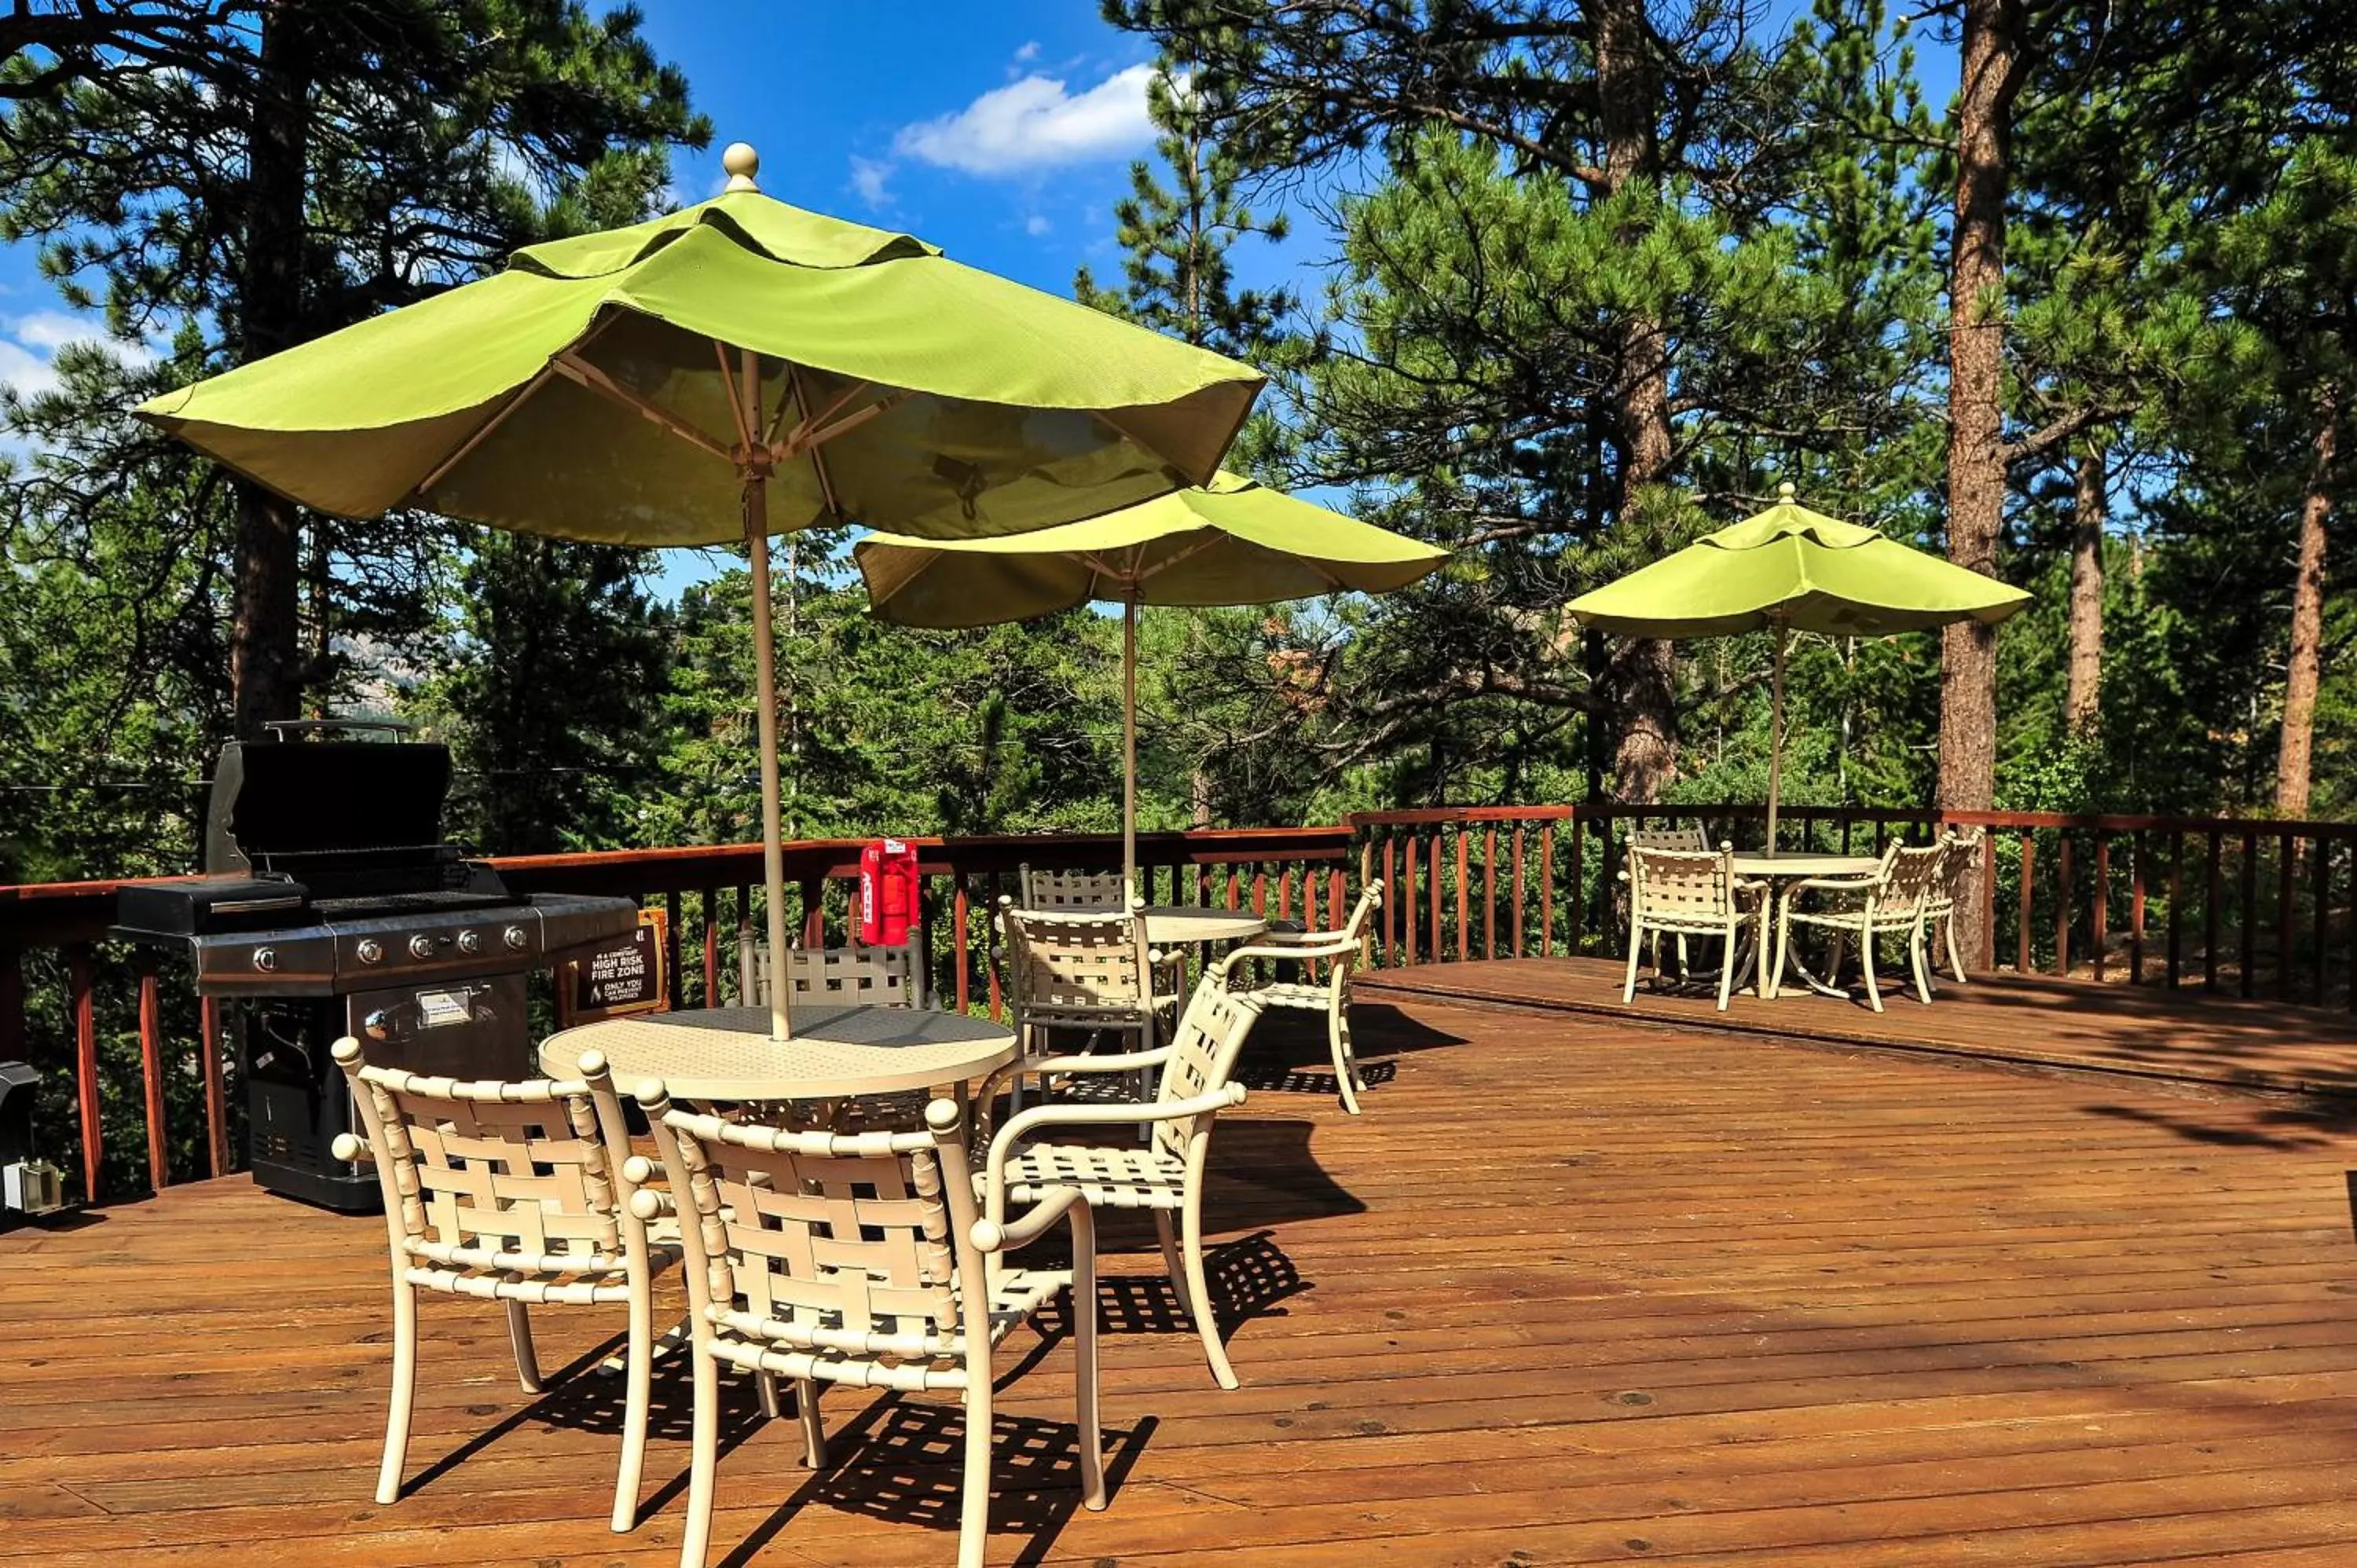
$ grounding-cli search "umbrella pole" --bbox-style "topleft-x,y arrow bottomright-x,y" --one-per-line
1768,619 -> 1788,855
742,477 -> 794,1042
1123,591 -> 1138,901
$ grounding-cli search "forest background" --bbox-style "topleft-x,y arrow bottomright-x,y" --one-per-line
2,0 -> 2352,888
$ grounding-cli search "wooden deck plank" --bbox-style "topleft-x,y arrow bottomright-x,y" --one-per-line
6,989 -> 2357,1563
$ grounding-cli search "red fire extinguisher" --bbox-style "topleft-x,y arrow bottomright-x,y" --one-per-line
860,837 -> 920,946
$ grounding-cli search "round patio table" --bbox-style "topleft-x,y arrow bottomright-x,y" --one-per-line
540,1002 -> 1017,1104
1729,852 -> 1885,998
1136,905 -> 1270,946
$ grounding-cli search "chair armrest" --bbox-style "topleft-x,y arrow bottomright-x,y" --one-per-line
330,1132 -> 374,1163
1219,937 -> 1357,970
1783,874 -> 1879,895
971,1184 -> 1081,1253
619,1155 -> 679,1218
984,1083 -> 1248,1229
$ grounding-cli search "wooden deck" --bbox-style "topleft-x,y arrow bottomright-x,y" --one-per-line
10,988 -> 2357,1564
1362,954 -> 2357,1104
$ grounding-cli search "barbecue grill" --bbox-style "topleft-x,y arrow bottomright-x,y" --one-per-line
112,720 -> 639,1209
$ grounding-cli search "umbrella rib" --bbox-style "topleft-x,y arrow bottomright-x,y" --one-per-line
713,339 -> 757,455
414,365 -> 555,496
1131,534 -> 1225,584
774,390 -> 911,461
771,378 -> 870,451
786,365 -> 842,521
551,352 -> 736,466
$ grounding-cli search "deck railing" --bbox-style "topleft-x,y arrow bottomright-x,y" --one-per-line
0,825 -> 1349,1207
5,803 -> 2351,1207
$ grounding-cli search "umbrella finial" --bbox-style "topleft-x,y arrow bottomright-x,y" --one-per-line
1778,481 -> 1796,504
721,142 -> 761,193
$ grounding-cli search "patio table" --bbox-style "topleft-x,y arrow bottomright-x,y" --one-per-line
1135,905 -> 1270,946
540,1002 -> 1017,1105
1730,852 -> 1886,998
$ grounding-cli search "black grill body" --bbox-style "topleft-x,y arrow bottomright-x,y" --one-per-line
110,724 -> 638,1211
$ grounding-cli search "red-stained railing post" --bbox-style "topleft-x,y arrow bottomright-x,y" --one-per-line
2092,835 -> 2109,984
68,945 -> 99,1203
200,995 -> 229,1178
137,960 -> 167,1192
2017,834 -> 2036,976
1539,821 -> 1555,958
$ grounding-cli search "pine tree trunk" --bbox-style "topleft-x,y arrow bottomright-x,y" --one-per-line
229,0 -> 313,738
1594,0 -> 1677,801
2276,386 -> 2337,819
1937,0 -> 2024,965
2065,444 -> 2105,734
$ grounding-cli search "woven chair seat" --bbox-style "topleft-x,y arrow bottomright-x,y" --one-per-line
999,1141 -> 1186,1211
1248,979 -> 1340,1011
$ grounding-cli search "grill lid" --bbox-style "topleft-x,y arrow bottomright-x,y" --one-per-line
205,726 -> 455,876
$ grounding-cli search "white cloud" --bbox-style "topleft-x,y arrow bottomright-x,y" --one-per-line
11,312 -> 94,354
0,339 -> 59,402
894,64 -> 1158,176
1025,213 -> 1052,237
1011,40 -> 1041,64
847,154 -> 895,209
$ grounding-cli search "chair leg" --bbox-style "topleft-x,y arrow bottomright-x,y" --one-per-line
1622,920 -> 1644,1002
1715,923 -> 1737,1012
1859,921 -> 1884,1013
1182,1189 -> 1239,1390
1070,1201 -> 1107,1512
680,1345 -> 721,1568
610,1275 -> 653,1533
504,1299 -> 542,1394
1945,914 -> 1970,983
1329,1002 -> 1362,1115
755,1370 -> 783,1420
1910,923 -> 1934,1006
375,1277 -> 419,1506
957,1357 -> 995,1568
1153,1208 -> 1193,1317
797,1378 -> 827,1469
1769,906 -> 1792,1001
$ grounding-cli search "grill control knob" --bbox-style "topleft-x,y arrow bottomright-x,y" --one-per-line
251,947 -> 277,973
456,929 -> 483,955
503,925 -> 529,951
355,939 -> 383,965
408,934 -> 436,960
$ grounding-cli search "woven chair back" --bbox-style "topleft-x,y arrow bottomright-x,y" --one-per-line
1873,842 -> 1948,918
1000,902 -> 1154,1020
1629,824 -> 1710,854
343,1060 -> 630,1270
1929,826 -> 1985,915
745,941 -> 917,1008
1151,977 -> 1264,1163
1018,864 -> 1128,913
1629,844 -> 1743,925
654,1105 -> 980,1363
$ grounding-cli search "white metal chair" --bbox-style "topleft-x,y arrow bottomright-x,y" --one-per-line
976,971 -> 1265,1389
743,935 -> 924,1009
638,1086 -> 1102,1568
1620,844 -> 1766,1011
1628,823 -> 1710,853
1218,879 -> 1384,1113
1921,826 -> 1984,984
1019,863 -> 1131,912
1769,840 -> 1949,1011
997,899 -> 1167,1063
331,1039 -> 676,1533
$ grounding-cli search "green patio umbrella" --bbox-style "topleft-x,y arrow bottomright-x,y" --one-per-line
853,471 -> 1447,888
1566,483 -> 2029,850
137,144 -> 1264,1040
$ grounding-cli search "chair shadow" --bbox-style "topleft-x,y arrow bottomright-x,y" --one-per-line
718,1392 -> 1160,1568
1094,1229 -> 1310,1335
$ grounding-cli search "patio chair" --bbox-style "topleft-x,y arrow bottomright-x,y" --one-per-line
997,899 -> 1168,1065
329,1039 -> 676,1533
742,934 -> 924,1009
636,1087 -> 1103,1568
1215,878 -> 1384,1113
1019,862 -> 1129,912
1921,826 -> 1985,984
974,970 -> 1265,1388
1769,839 -> 1948,1011
1625,825 -> 1712,974
1620,844 -> 1766,1012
